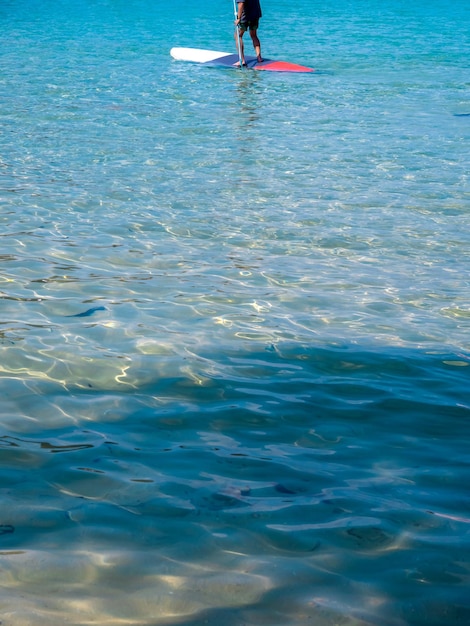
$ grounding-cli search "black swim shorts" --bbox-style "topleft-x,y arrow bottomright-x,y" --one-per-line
238,19 -> 259,32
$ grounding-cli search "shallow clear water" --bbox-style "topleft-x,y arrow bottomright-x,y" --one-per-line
1,0 -> 469,624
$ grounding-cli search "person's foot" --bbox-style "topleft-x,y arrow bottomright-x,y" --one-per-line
257,56 -> 264,63
235,61 -> 247,67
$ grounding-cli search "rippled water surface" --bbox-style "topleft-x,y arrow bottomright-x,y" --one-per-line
1,0 -> 469,624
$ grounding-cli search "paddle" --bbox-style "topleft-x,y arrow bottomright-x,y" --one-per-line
232,0 -> 244,68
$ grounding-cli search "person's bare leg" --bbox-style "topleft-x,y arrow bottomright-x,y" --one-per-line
234,29 -> 246,65
250,28 -> 262,62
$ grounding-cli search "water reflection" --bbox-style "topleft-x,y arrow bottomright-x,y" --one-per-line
234,71 -> 262,130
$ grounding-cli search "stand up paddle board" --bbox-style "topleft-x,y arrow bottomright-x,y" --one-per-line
170,47 -> 315,73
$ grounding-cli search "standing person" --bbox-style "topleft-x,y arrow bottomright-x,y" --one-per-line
234,0 -> 263,65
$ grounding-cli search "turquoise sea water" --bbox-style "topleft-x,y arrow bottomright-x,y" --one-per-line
1,0 -> 469,624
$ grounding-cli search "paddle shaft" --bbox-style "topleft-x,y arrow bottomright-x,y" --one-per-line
232,0 -> 244,67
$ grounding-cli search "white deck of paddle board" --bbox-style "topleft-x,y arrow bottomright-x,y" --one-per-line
170,48 -> 233,63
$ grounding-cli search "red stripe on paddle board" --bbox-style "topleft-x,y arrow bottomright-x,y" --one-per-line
255,60 -> 314,73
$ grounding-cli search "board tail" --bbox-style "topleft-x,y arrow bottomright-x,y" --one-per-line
255,60 -> 314,73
